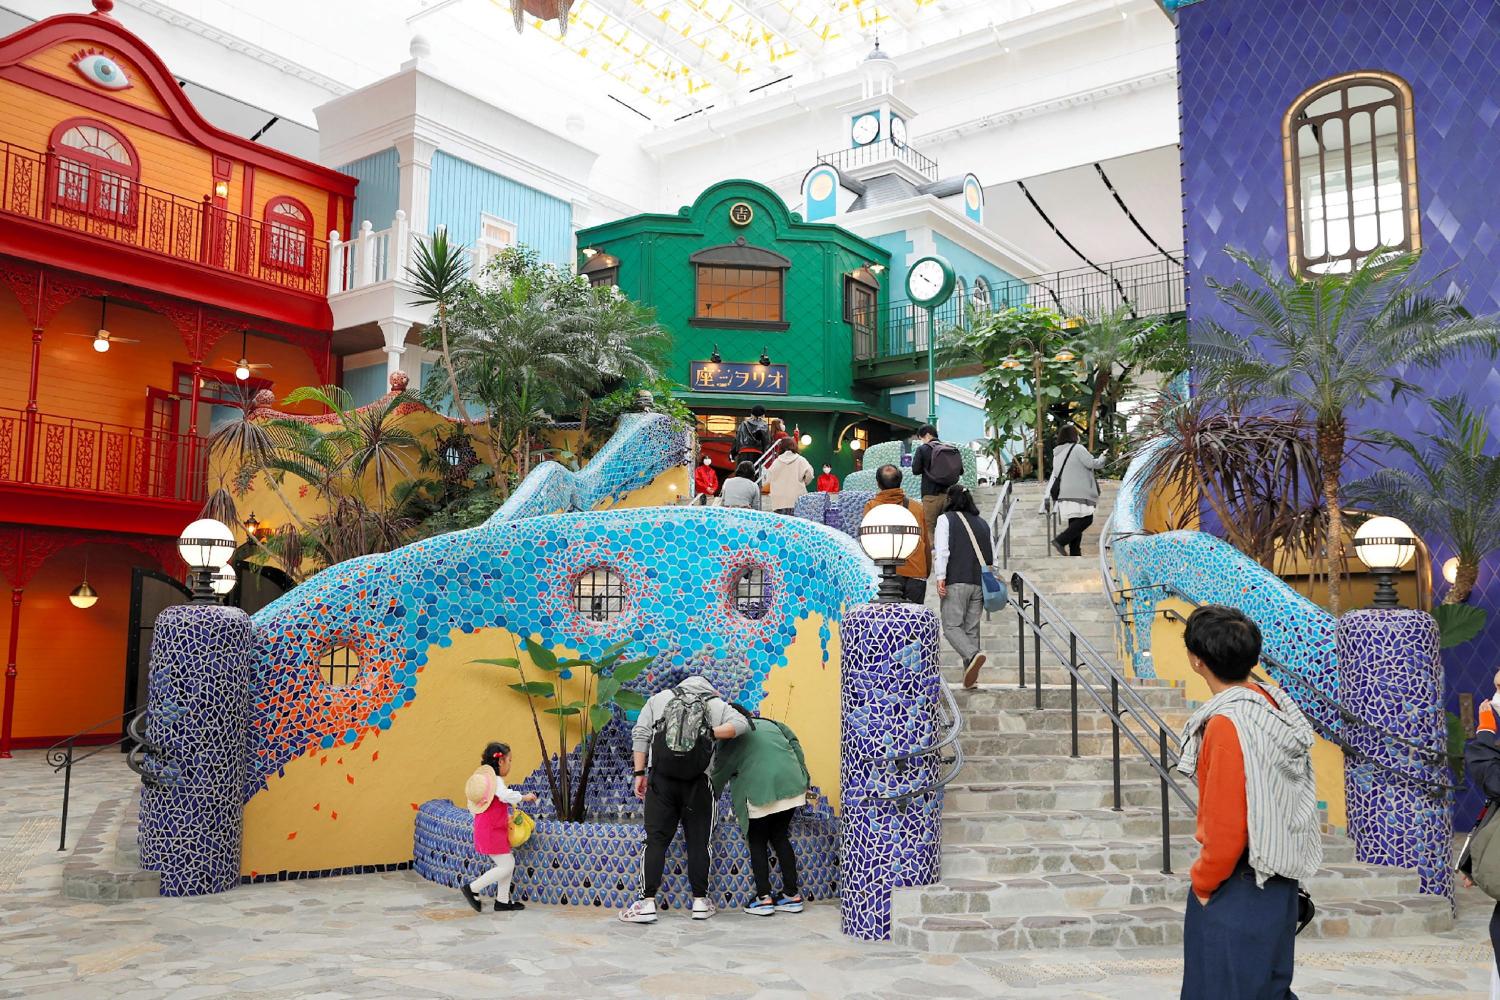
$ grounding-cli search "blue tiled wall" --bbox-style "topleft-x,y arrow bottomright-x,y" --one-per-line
339,148 -> 400,232
428,152 -> 573,264
1177,0 -> 1500,776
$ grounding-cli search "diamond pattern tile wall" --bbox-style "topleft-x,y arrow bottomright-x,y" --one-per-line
1177,0 -> 1500,824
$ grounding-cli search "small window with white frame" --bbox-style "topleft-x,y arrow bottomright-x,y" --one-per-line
476,213 -> 517,273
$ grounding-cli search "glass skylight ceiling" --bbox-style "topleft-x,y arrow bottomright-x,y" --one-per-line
496,0 -> 1029,118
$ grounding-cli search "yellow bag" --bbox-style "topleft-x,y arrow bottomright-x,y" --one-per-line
509,807 -> 535,849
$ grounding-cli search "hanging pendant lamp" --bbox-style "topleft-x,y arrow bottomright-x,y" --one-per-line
69,549 -> 98,609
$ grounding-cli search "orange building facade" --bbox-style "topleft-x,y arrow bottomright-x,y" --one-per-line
0,2 -> 357,752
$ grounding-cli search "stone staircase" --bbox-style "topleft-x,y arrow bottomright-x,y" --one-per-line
891,480 -> 1453,952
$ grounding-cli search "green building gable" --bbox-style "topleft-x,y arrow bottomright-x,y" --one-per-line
577,179 -> 915,475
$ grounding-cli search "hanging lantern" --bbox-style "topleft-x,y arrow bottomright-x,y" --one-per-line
69,550 -> 98,609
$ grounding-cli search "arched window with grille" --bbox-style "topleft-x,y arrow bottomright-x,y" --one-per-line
1284,72 -> 1419,276
971,276 -> 992,311
262,196 -> 313,274
49,119 -> 139,226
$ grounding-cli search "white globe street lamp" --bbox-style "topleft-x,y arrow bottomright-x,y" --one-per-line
859,502 -> 920,603
210,563 -> 237,599
1352,516 -> 1417,609
178,518 -> 236,603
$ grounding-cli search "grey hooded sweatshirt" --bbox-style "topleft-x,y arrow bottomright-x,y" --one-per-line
631,676 -> 748,765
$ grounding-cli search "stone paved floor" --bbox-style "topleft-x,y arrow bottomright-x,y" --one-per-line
0,751 -> 1492,999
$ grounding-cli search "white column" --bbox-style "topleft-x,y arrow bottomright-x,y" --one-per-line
326,230 -> 343,294
378,318 -> 414,377
356,221 -> 376,288
396,136 -> 438,237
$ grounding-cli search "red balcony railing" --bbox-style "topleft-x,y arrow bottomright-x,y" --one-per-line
0,408 -> 205,505
0,140 -> 329,297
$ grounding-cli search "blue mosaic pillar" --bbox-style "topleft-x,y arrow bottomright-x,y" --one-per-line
1338,608 -> 1452,899
840,600 -> 943,941
137,605 -> 254,897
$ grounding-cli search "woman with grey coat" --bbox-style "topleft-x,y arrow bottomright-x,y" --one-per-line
720,461 -> 763,510
1039,425 -> 1105,556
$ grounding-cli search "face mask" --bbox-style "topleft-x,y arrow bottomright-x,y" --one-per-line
703,458 -> 711,465
822,467 -> 831,474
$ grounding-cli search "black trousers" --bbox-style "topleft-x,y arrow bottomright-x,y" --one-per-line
1055,514 -> 1095,556
747,808 -> 799,900
642,772 -> 712,899
901,576 -> 927,604
1181,858 -> 1298,999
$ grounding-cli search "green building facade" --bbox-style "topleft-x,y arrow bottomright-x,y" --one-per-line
576,179 -> 917,478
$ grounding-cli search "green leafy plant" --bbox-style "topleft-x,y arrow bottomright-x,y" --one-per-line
1346,395 -> 1500,607
1072,305 -> 1185,451
1194,249 -> 1500,613
407,227 -> 475,425
475,639 -> 650,821
1434,603 -> 1489,649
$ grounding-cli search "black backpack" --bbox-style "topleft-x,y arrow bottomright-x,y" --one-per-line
925,441 -> 964,487
735,418 -> 770,456
651,686 -> 715,780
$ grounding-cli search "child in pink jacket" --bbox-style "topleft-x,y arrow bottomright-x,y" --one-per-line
460,741 -> 537,913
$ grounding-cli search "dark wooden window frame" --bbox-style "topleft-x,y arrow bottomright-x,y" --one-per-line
689,239 -> 791,331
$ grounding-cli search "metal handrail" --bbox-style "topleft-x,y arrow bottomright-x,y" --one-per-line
46,708 -> 163,851
873,682 -> 966,803
1099,514 -> 1455,796
989,479 -> 1017,569
1007,570 -> 1195,873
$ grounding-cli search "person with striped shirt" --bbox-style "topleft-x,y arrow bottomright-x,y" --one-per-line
1175,605 -> 1322,999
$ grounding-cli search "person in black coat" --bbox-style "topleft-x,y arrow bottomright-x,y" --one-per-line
1459,682 -> 1500,997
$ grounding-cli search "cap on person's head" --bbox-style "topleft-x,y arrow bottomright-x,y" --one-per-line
751,404 -> 766,417
1183,605 -> 1262,683
917,424 -> 938,440
876,464 -> 903,490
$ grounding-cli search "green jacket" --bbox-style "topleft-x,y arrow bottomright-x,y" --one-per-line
709,718 -> 810,835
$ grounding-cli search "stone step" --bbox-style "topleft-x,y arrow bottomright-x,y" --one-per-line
957,730 -> 1172,757
957,753 -> 1171,785
894,863 -> 1422,921
935,836 -> 1359,880
62,796 -> 160,901
890,893 -> 1453,953
952,684 -> 1188,714
958,707 -> 1193,737
943,779 -> 1192,814
940,807 -> 1197,845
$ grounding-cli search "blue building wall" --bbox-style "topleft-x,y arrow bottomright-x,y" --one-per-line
931,233 -> 1024,310
1177,0 -> 1500,807
343,362 -> 388,408
338,148 -> 400,232
427,152 -> 573,264
888,389 -> 987,444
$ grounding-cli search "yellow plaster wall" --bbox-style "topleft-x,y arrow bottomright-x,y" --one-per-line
242,614 -> 845,874
593,464 -> 692,510
1148,598 -> 1347,829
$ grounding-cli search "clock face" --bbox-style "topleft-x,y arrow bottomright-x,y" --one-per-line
890,116 -> 908,148
851,113 -> 879,146
906,256 -> 954,306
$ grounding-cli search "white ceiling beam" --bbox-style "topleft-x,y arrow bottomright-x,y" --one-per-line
582,0 -> 745,91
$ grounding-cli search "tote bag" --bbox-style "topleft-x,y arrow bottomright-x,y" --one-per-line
954,513 -> 1007,613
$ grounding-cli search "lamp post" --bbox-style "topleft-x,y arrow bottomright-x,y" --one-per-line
210,564 -> 237,602
1352,516 -> 1417,609
859,503 -> 921,603
178,518 -> 236,604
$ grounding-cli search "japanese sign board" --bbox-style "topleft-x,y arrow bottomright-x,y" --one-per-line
688,361 -> 788,395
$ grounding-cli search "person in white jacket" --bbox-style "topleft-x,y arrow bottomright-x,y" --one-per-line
764,440 -> 814,514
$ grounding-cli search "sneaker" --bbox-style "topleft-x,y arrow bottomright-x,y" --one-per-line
743,896 -> 775,916
775,895 -> 804,913
460,883 -> 482,913
494,899 -> 525,912
619,898 -> 658,924
1051,539 -> 1068,557
691,897 -> 716,920
962,652 -> 987,690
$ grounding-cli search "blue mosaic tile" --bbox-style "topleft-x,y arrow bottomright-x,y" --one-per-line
844,440 -> 978,499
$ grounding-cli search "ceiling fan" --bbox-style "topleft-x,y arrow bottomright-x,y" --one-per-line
64,297 -> 140,353
221,330 -> 272,381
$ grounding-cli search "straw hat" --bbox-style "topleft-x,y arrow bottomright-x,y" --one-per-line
464,766 -> 497,814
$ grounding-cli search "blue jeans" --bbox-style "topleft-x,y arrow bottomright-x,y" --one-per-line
1182,858 -> 1298,999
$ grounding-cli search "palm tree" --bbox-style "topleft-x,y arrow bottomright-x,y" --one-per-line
561,284 -> 668,443
407,227 -> 474,424
1073,305 -> 1183,451
1346,395 -> 1500,604
1195,249 -> 1500,613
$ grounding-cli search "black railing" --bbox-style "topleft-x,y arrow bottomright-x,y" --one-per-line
1098,509 -> 1455,799
868,681 -> 965,803
817,140 -> 938,181
1007,571 -> 1195,874
46,708 -> 164,851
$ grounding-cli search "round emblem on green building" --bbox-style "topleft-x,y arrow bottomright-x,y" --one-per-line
729,202 -> 754,226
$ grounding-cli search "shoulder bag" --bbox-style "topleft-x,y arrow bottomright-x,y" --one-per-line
953,512 -> 1006,613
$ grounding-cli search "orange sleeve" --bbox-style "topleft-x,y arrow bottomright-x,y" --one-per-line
1191,714 -> 1248,898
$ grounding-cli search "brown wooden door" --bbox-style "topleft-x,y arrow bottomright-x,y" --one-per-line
143,387 -> 180,498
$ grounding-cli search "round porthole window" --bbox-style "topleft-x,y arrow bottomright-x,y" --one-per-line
730,565 -> 772,621
573,566 -> 628,623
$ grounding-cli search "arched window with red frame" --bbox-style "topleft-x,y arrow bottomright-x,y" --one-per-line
262,196 -> 312,274
49,118 -> 139,226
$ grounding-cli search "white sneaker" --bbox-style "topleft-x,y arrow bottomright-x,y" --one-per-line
691,897 -> 716,920
619,898 -> 658,924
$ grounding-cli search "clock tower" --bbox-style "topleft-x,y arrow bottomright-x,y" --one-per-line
838,42 -> 919,173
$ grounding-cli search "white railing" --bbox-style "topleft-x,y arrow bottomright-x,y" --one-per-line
328,214 -> 482,296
